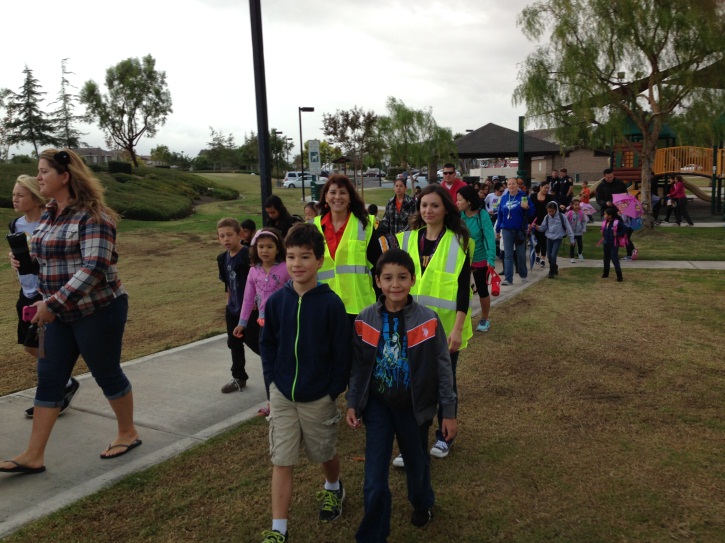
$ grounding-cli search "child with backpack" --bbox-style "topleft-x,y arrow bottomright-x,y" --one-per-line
534,201 -> 575,279
566,198 -> 587,263
600,207 -> 627,282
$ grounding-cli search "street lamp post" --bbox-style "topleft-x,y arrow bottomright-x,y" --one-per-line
273,130 -> 283,180
299,106 -> 314,201
286,137 -> 293,169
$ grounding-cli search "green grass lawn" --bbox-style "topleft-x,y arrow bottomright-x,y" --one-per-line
5,268 -> 724,543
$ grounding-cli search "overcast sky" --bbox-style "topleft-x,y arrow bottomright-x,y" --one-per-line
2,0 -> 540,160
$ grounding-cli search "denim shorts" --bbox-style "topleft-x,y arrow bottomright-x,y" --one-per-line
35,295 -> 131,408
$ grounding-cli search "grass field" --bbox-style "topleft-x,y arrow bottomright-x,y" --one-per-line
4,267 -> 724,543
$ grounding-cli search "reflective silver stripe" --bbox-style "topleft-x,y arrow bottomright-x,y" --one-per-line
445,237 -> 460,274
357,220 -> 366,241
416,295 -> 457,312
318,270 -> 335,280
336,265 -> 370,274
401,231 -> 412,252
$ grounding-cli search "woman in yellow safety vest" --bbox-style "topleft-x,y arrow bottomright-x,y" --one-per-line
396,184 -> 472,460
314,174 -> 381,325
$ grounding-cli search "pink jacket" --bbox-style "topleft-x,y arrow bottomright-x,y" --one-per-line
238,261 -> 289,327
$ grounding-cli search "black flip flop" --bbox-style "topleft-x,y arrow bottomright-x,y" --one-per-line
0,460 -> 46,474
100,439 -> 142,460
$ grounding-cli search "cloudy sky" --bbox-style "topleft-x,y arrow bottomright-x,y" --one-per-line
2,0 -> 540,159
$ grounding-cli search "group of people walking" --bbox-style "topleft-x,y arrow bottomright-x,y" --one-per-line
4,152 -> 699,542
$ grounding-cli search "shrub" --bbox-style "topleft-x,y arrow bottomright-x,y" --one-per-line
88,163 -> 106,173
112,173 -> 136,184
108,161 -> 132,175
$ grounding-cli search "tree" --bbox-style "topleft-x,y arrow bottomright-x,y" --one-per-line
51,59 -> 86,149
0,89 -> 12,161
150,144 -> 172,164
377,97 -> 457,179
322,106 -> 378,196
4,65 -> 59,156
80,55 -> 173,167
513,0 -> 725,225
206,127 -> 241,170
239,132 -> 259,171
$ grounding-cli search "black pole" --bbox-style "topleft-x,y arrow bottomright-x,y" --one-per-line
299,108 -> 305,201
249,0 -> 272,223
516,115 -> 528,184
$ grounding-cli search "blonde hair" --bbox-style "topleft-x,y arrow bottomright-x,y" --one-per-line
15,175 -> 47,208
39,148 -> 119,222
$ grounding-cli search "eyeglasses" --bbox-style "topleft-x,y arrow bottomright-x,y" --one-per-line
442,171 -> 455,175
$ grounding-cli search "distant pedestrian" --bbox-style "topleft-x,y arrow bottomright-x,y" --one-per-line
600,207 -> 626,282
380,176 -> 416,235
495,178 -> 534,285
534,201 -> 575,279
566,198 -> 587,262
264,195 -> 300,237
595,168 -> 627,219
439,163 -> 466,202
668,175 -> 694,226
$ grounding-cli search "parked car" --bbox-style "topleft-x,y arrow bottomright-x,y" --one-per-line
283,171 -> 303,184
283,174 -> 327,189
364,168 -> 386,178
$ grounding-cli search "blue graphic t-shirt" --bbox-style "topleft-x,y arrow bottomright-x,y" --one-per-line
371,309 -> 413,409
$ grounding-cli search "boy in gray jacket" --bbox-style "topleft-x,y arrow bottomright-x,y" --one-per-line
347,249 -> 457,542
535,201 -> 575,278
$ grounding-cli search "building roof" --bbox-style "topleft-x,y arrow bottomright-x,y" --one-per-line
456,123 -> 561,158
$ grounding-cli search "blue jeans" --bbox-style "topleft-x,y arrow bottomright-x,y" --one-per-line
35,295 -> 130,407
501,228 -> 527,283
356,395 -> 434,543
435,350 -> 459,444
546,238 -> 563,269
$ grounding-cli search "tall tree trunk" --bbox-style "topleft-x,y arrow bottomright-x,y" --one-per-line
640,135 -> 656,229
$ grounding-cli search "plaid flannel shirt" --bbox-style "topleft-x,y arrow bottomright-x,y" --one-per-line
31,202 -> 126,322
381,194 -> 417,235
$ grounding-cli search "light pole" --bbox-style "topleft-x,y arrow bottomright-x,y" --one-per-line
299,106 -> 314,201
286,137 -> 293,170
273,130 -> 283,180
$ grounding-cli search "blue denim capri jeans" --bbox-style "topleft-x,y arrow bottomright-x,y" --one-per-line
35,295 -> 131,408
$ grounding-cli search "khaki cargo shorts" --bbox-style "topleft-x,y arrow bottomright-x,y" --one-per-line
268,383 -> 341,466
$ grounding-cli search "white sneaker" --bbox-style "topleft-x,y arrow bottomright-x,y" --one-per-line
570,258 -> 576,263
520,277 -> 528,283
430,440 -> 450,458
392,454 -> 405,468
579,254 -> 584,261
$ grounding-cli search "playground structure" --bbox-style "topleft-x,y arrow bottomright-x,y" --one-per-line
608,142 -> 724,215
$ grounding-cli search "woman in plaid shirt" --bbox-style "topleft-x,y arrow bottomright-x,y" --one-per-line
1,149 -> 139,475
380,176 -> 417,235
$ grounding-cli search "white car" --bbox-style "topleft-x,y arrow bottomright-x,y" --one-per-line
283,175 -> 327,189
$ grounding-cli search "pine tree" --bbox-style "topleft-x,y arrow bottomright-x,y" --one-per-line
51,59 -> 86,149
5,65 -> 59,156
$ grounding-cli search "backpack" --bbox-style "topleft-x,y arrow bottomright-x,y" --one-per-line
598,219 -> 628,248
629,216 -> 643,231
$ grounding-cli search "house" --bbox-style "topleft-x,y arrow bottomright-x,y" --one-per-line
71,147 -> 123,165
525,128 -> 611,182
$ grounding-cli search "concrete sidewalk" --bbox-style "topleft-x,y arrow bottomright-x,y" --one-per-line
1,257 -> 724,538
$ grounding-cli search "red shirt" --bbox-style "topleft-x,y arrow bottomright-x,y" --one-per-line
442,178 -> 467,202
321,212 -> 350,260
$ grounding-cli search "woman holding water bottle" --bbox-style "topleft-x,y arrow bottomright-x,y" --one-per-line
495,178 -> 534,285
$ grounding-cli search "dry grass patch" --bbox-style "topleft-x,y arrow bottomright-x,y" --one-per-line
5,268 -> 725,543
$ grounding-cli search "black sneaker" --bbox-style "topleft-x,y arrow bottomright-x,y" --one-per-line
411,507 -> 433,528
221,378 -> 246,393
25,377 -> 80,419
317,480 -> 345,522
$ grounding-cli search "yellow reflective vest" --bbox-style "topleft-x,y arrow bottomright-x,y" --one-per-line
397,228 -> 473,350
314,214 -> 375,315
